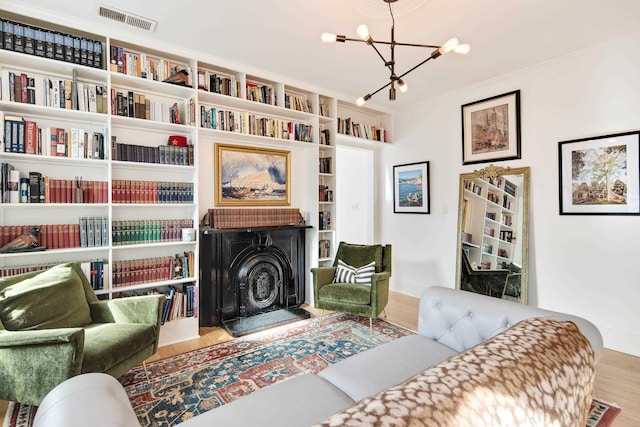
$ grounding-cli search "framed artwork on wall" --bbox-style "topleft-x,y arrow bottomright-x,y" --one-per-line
461,90 -> 521,165
215,143 -> 291,206
558,130 -> 640,215
393,161 -> 430,214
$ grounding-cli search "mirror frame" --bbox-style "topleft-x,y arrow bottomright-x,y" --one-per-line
454,165 -> 530,304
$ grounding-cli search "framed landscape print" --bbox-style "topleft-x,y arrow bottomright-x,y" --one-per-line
558,130 -> 640,215
461,90 -> 521,165
215,143 -> 291,206
393,161 -> 430,214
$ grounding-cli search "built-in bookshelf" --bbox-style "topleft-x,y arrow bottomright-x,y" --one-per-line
0,6 -> 393,342
461,176 -> 519,270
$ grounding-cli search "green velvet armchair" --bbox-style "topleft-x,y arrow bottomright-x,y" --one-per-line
0,262 -> 165,406
311,242 -> 391,328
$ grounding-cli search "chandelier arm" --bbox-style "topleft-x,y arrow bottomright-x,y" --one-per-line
368,41 -> 393,71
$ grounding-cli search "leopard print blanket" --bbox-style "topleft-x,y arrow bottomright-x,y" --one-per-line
318,317 -> 595,427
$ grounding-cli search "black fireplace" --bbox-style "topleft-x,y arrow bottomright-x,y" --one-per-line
199,225 -> 310,336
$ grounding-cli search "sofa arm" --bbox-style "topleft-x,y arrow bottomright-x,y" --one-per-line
33,373 -> 140,427
0,328 -> 85,405
90,294 -> 165,325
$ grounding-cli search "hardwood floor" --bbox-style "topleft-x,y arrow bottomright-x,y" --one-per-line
2,291 -> 638,426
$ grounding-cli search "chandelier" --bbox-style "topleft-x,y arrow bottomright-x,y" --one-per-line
321,0 -> 470,106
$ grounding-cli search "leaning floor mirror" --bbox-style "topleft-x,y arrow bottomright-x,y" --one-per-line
455,165 -> 530,304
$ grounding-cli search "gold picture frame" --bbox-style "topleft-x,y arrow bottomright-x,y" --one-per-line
215,143 -> 291,206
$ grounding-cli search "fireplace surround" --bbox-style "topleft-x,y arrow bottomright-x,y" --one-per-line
199,225 -> 310,336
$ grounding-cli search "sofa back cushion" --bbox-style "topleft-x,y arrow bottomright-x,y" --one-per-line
416,286 -> 603,361
0,263 -> 92,330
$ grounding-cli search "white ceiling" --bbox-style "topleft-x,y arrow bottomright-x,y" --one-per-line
7,0 -> 640,112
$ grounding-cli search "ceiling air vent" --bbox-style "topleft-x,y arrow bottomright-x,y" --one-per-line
98,6 -> 157,32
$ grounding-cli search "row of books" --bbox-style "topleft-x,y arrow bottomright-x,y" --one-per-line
109,45 -> 192,86
111,252 -> 195,288
3,173 -> 108,205
208,207 -> 303,229
2,115 -> 108,159
197,69 -> 240,97
110,88 -> 196,126
319,157 -> 332,174
465,179 -> 483,196
319,239 -> 331,259
319,101 -> 330,118
112,256 -> 173,287
161,283 -> 197,324
320,128 -> 331,146
111,138 -> 194,166
246,82 -> 274,105
112,219 -> 194,246
79,216 -> 109,248
0,260 -> 107,290
1,18 -> 104,69
200,106 -> 313,142
337,117 -> 387,142
319,211 -> 332,231
0,69 -> 108,113
0,224 -> 81,249
111,180 -> 194,204
284,93 -> 313,114
318,184 -> 333,202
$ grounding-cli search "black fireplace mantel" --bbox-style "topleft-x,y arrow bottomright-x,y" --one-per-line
199,225 -> 311,335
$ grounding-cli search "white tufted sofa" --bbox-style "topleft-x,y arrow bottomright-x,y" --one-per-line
34,286 -> 602,427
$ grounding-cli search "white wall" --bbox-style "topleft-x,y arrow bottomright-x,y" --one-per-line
376,34 -> 640,356
336,146 -> 374,245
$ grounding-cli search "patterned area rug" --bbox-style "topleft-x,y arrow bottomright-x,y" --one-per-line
3,313 -> 623,427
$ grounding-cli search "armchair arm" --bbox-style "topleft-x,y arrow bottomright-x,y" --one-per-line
90,294 -> 165,325
0,328 -> 85,405
370,272 -> 391,317
311,267 -> 337,302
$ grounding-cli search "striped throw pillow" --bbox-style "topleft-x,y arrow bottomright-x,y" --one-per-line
333,260 -> 376,286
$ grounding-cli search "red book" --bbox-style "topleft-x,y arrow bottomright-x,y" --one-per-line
52,224 -> 60,249
24,120 -> 38,154
168,135 -> 187,147
20,73 -> 28,103
72,224 -> 80,248
56,128 -> 66,157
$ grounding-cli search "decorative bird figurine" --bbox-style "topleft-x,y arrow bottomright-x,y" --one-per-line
0,227 -> 45,253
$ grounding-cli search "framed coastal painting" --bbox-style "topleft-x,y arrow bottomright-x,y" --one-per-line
215,143 -> 291,206
461,90 -> 521,165
558,130 -> 640,215
393,161 -> 430,214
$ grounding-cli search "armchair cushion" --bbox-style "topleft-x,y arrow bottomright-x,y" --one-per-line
333,260 -> 376,286
319,283 -> 372,305
82,323 -> 159,373
0,263 -> 92,331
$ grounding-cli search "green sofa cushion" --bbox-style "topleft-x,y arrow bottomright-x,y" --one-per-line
82,323 -> 158,373
319,282 -> 372,305
334,243 -> 383,273
0,263 -> 92,331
